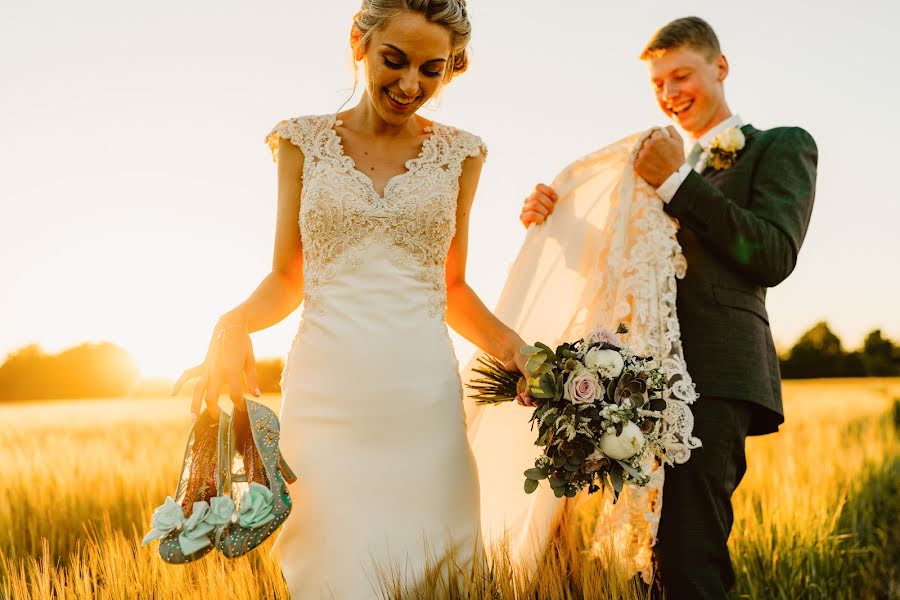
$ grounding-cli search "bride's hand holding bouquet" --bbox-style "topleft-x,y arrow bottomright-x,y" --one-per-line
468,324 -> 670,500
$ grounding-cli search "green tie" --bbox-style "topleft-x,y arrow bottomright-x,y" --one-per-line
686,142 -> 703,170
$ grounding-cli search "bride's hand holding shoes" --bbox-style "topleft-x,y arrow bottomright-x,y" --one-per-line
171,312 -> 261,421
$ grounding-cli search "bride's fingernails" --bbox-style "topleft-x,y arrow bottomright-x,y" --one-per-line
254,386 -> 262,397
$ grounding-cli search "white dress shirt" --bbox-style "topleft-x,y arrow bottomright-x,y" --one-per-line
656,114 -> 745,203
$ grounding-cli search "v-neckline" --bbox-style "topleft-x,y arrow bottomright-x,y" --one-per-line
328,113 -> 437,201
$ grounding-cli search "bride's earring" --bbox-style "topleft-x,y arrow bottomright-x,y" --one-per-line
423,81 -> 445,113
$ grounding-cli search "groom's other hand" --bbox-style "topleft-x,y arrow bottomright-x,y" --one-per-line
635,125 -> 685,188
520,183 -> 558,227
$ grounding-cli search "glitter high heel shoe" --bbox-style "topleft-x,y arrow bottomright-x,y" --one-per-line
142,408 -> 235,564
216,397 -> 297,558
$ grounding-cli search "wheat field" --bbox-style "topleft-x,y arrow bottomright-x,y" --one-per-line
1,379 -> 897,599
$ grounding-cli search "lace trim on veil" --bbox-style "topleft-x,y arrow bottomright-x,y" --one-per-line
579,135 -> 701,583
463,130 -> 700,583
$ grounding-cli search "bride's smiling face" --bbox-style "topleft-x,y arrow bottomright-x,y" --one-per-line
647,46 -> 730,138
355,11 -> 452,125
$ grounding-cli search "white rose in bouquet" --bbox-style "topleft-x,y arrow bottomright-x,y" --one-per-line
599,421 -> 645,460
584,348 -> 625,379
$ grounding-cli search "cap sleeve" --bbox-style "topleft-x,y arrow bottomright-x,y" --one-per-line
445,127 -> 487,178
264,117 -> 311,162
466,133 -> 488,162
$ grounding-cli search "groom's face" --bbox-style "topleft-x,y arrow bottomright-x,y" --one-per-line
646,46 -> 729,138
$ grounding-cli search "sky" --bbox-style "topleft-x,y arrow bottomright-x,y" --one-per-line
2,1 -> 898,378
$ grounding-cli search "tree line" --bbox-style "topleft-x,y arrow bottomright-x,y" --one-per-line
0,342 -> 287,403
0,322 -> 897,402
779,322 -> 900,379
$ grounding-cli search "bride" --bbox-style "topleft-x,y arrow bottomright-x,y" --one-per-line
172,1 -> 529,597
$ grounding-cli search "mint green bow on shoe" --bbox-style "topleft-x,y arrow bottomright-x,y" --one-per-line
142,495 -> 236,554
142,408 -> 235,564
217,397 -> 298,558
236,482 -> 276,529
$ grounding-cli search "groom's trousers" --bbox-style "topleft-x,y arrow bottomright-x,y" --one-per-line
655,396 -> 754,600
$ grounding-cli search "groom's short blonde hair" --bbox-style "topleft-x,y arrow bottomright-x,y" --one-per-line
640,16 -> 721,61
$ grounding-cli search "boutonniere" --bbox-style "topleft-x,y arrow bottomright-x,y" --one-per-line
705,127 -> 746,171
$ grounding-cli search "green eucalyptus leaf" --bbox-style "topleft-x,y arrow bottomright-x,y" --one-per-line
549,473 -> 566,488
617,460 -> 642,481
529,385 -> 554,400
539,373 -> 556,396
610,465 -> 624,494
530,362 -> 554,377
535,342 -> 554,355
526,353 -> 547,373
524,468 -> 548,480
524,478 -> 539,494
553,384 -> 564,402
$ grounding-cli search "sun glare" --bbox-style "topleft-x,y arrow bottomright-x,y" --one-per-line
120,325 -> 207,381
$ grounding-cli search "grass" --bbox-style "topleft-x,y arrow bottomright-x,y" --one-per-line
0,379 -> 897,599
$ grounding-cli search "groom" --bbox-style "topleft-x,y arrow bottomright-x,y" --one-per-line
520,17 -> 817,599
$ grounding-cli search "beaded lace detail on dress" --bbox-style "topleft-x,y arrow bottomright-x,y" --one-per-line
265,114 -> 486,317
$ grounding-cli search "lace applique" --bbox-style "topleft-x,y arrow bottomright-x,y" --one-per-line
265,114 -> 486,318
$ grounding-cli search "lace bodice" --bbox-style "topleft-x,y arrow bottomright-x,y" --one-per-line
265,114 -> 487,317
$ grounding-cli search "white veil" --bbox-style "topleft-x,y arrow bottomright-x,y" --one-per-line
462,131 -> 701,580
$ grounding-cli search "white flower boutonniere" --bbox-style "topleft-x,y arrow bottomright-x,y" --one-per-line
706,127 -> 746,171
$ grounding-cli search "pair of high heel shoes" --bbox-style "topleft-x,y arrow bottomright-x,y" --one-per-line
142,397 -> 297,563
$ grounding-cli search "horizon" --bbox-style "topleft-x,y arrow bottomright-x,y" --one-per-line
2,1 -> 898,378
1,318 -> 890,381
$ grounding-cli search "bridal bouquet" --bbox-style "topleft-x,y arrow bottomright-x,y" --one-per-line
468,325 -> 669,500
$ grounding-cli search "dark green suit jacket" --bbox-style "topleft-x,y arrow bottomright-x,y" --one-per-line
663,124 -> 817,435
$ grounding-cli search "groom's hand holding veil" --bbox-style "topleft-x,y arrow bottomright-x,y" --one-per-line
520,126 -> 687,229
634,125 -> 685,188
171,313 -> 261,423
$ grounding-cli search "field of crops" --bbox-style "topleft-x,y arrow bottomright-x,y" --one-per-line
1,379 -> 897,599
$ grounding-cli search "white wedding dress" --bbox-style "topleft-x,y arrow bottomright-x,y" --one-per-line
266,114 -> 486,599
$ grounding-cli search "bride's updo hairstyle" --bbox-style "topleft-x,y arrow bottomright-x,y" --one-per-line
352,0 -> 472,82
